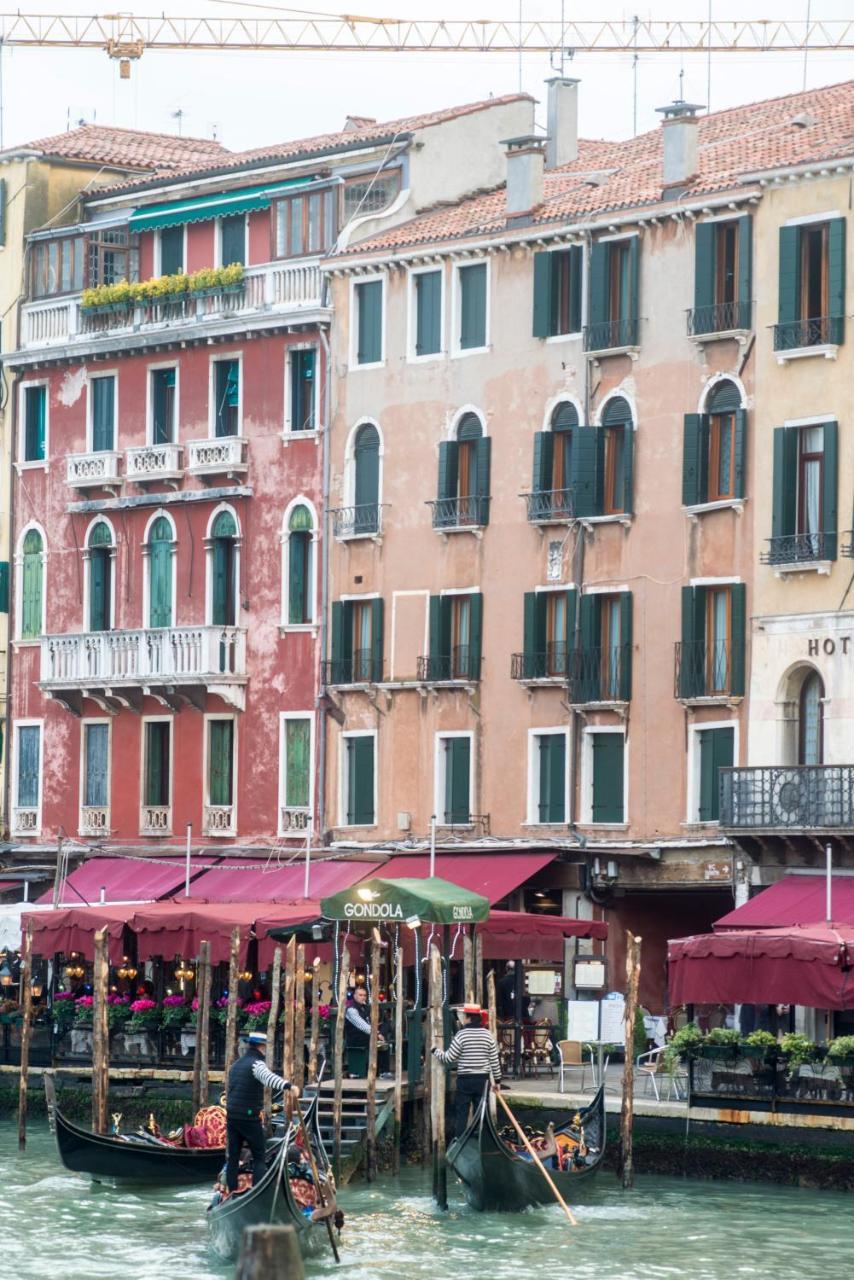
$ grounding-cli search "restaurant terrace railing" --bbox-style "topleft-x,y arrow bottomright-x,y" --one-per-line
719,765 -> 854,830
760,532 -> 829,566
773,315 -> 843,351
523,488 -> 575,524
417,646 -> 482,683
674,639 -> 736,700
583,316 -> 639,352
427,495 -> 490,530
689,1047 -> 854,1116
686,299 -> 752,336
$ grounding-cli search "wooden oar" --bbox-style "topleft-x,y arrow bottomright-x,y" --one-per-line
494,1089 -> 578,1226
295,1097 -> 340,1264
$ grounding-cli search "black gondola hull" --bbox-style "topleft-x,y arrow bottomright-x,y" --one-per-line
446,1085 -> 606,1212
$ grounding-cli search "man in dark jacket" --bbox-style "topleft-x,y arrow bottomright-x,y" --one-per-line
225,1030 -> 298,1191
496,961 -> 518,1021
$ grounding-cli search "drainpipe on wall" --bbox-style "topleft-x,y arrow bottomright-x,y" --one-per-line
317,323 -> 333,839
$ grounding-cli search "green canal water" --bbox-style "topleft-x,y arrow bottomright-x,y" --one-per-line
3,1120 -> 854,1280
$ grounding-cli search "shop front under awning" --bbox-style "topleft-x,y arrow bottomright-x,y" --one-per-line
23,904 -> 136,963
375,852 -> 556,905
36,857 -> 217,907
479,910 -> 608,961
714,875 -> 854,929
668,924 -> 854,1010
127,177 -> 319,232
179,859 -> 382,904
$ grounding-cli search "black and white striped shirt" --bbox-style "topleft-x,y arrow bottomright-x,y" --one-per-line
433,1026 -> 501,1081
251,1059 -> 291,1093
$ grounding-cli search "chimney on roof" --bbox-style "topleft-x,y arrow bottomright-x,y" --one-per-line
343,115 -> 377,132
502,135 -> 546,218
545,77 -> 579,169
656,100 -> 704,191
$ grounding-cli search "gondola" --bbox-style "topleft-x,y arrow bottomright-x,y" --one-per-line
446,1084 -> 606,1212
43,1073 -> 226,1184
206,1092 -> 338,1263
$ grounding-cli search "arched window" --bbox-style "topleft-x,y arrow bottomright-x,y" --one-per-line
600,396 -> 633,515
147,516 -> 174,629
87,521 -> 113,633
798,670 -> 824,765
286,504 -> 314,625
353,423 -> 380,534
20,529 -> 44,639
210,509 -> 238,626
434,411 -> 491,529
530,402 -> 578,521
706,379 -> 742,503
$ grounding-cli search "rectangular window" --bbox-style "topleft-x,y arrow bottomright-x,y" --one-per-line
151,368 -> 176,444
425,593 -> 482,682
603,425 -> 628,514
143,721 -> 171,808
219,215 -> 246,267
207,719 -> 235,807
414,269 -> 442,357
797,426 -> 824,543
30,235 -> 86,298
533,246 -> 583,338
288,348 -> 316,432
159,226 -> 184,276
342,171 -> 401,221
574,591 -> 632,703
691,217 -> 753,336
82,722 -> 109,809
88,227 -> 138,288
590,731 -> 625,824
534,732 -> 566,824
283,717 -> 312,811
697,726 -> 734,822
776,217 -> 845,349
355,279 -> 383,365
90,376 -> 116,453
678,583 -> 745,699
275,189 -> 337,258
458,262 -> 487,350
213,359 -> 240,437
769,421 -> 837,563
345,733 -> 375,826
599,595 -> 623,701
329,598 -> 384,683
16,724 -> 41,809
708,409 -> 736,501
587,236 -> 639,350
440,735 -> 471,825
545,592 -> 569,677
352,600 -> 374,682
519,589 -> 576,680
23,386 -> 46,462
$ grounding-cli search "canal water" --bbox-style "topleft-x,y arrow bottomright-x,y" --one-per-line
3,1119 -> 854,1280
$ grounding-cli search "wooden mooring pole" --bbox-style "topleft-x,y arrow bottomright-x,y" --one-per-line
17,918 -> 34,1149
619,931 -> 642,1190
463,929 -> 474,1004
393,945 -> 403,1175
308,958 -> 320,1081
474,932 -> 484,1008
264,946 -> 283,1122
429,943 -> 447,1209
236,1224 -> 305,1280
486,968 -> 498,1123
192,940 -> 212,1113
366,935 -> 380,1181
91,926 -> 109,1135
332,945 -> 349,1182
283,937 -> 296,1117
294,944 -> 306,1094
223,927 -> 241,1080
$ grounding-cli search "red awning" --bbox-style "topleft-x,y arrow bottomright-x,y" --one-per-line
179,859 -> 382,904
36,857 -> 217,906
131,902 -> 264,966
23,905 -> 136,962
715,876 -> 854,929
255,903 -> 327,968
668,924 -> 854,1010
377,853 -> 556,904
477,910 -> 608,961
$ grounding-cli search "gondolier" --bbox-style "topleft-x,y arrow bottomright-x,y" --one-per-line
432,1003 -> 502,1136
225,1030 -> 298,1191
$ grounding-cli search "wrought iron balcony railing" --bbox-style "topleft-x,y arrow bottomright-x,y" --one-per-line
323,650 -> 384,685
674,639 -> 736,700
687,299 -> 752,336
842,532 -> 854,558
511,645 -> 569,681
524,488 -> 575,523
773,315 -> 843,351
567,644 -> 630,704
720,765 -> 854,830
417,646 -> 482,683
427,495 -> 490,530
583,317 -> 639,352
760,532 -> 828,565
329,503 -> 383,539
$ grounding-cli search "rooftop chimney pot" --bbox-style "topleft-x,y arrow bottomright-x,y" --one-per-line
545,76 -> 579,169
656,99 -> 704,191
502,134 -> 546,218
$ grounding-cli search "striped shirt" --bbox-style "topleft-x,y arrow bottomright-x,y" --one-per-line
345,1005 -> 372,1036
433,1026 -> 502,1081
251,1059 -> 291,1093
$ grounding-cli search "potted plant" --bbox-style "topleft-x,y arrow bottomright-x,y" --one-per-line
73,994 -> 94,1027
779,1032 -> 819,1069
126,997 -> 160,1033
739,1028 -> 778,1073
161,994 -> 192,1029
699,1027 -> 741,1060
106,994 -> 132,1031
243,999 -> 272,1031
52,990 -> 77,1033
827,1035 -> 854,1068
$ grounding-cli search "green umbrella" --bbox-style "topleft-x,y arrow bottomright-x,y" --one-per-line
320,876 -> 489,926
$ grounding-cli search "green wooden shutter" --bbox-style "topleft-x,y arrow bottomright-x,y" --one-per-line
737,215 -> 752,325
539,734 -> 566,823
145,722 -> 170,806
578,593 -> 601,702
24,387 -> 46,462
84,723 -> 109,807
354,425 -> 380,527
357,280 -> 383,364
771,427 -> 797,539
0,562 -> 9,613
619,591 -> 633,701
288,532 -> 308,624
621,426 -> 635,516
777,225 -> 801,328
568,245 -> 583,334
220,215 -> 245,267
828,217 -> 846,343
88,549 -> 110,632
532,251 -> 554,338
682,413 -> 709,506
531,431 -> 553,495
680,585 -> 706,698
468,593 -> 483,681
570,426 -> 602,517
588,241 -> 608,337
474,436 -> 491,526
733,408 -> 747,500
211,538 -> 231,625
729,583 -> 746,697
428,596 -> 451,679
21,532 -> 43,639
370,597 -> 384,681
823,420 -> 838,560
459,262 -> 487,349
148,518 -> 173,628
91,377 -> 115,452
522,591 -> 547,678
348,736 -> 375,825
208,720 -> 234,806
415,270 -> 441,355
159,225 -> 184,276
444,737 -> 471,823
285,718 -> 311,808
627,235 -> 640,340
693,221 -> 715,321
17,726 -> 40,807
591,733 -> 624,824
699,727 -> 734,822
330,600 -> 353,683
437,441 -> 459,505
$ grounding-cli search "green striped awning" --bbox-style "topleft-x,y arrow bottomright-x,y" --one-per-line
127,176 -> 320,232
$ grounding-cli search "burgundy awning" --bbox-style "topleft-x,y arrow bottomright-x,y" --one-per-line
715,875 -> 854,929
23,905 -> 136,962
478,910 -> 608,961
179,859 -> 382,904
36,857 -> 217,906
668,924 -> 854,1010
255,903 -> 328,968
131,902 -> 265,965
377,852 -> 556,903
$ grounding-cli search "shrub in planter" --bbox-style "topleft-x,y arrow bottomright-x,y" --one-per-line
827,1035 -> 854,1065
664,1022 -> 703,1073
161,995 -> 191,1028
243,1000 -> 272,1031
53,991 -> 77,1029
700,1027 -> 740,1059
779,1032 -> 819,1070
106,994 -> 131,1030
739,1029 -> 778,1070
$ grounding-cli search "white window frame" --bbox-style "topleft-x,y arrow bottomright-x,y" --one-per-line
14,520 -> 47,643
208,351 -> 244,440
451,257 -> 491,358
204,502 -> 242,626
406,263 -> 446,363
280,496 -> 318,629
203,712 -> 238,836
78,716 -> 112,835
82,516 -> 117,633
434,730 -> 475,827
580,725 -> 628,826
154,224 -> 188,276
215,212 -> 248,268
85,369 -> 119,453
12,719 -> 44,836
349,273 -> 386,370
686,719 -> 739,825
278,711 -> 315,836
145,361 -> 180,446
284,342 -> 321,437
17,379 -> 49,470
542,245 -> 585,345
339,728 -> 378,829
142,509 -> 178,630
139,715 -> 174,834
525,726 -> 571,826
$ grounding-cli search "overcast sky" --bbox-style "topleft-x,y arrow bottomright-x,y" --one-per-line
2,1 -> 853,154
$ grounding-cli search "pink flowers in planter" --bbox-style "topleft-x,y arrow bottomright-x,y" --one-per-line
162,994 -> 187,1008
129,998 -> 157,1013
106,994 -> 130,1006
243,1001 -> 271,1018
54,991 -> 76,1002
76,995 -> 94,1008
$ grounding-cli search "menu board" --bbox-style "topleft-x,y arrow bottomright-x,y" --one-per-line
566,999 -> 600,1044
599,996 -> 627,1046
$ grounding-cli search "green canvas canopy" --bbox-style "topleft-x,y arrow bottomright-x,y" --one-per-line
127,176 -> 322,232
321,876 -> 490,926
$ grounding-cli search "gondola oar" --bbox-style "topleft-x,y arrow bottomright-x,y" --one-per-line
494,1089 -> 578,1226
295,1097 -> 340,1264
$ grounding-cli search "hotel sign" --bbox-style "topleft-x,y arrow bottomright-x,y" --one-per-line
807,637 -> 851,656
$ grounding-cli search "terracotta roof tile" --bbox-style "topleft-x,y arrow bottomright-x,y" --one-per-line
337,80 -> 854,257
14,123 -> 228,172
